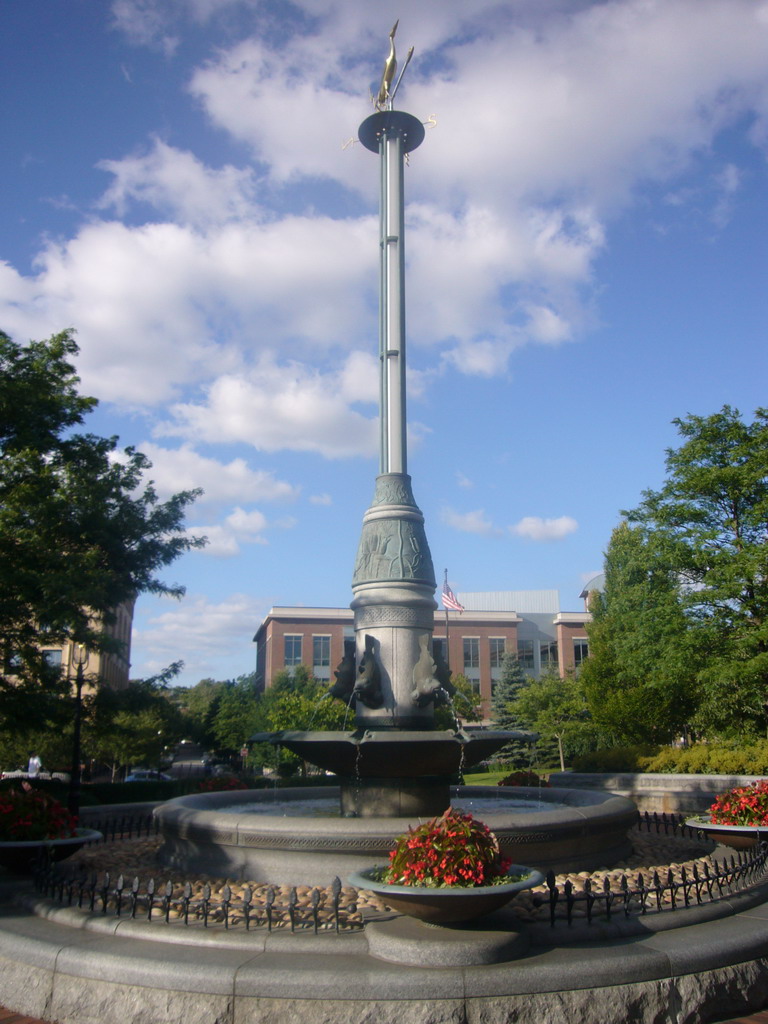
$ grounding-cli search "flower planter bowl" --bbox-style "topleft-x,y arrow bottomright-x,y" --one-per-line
0,828 -> 102,873
348,865 -> 544,924
685,817 -> 766,852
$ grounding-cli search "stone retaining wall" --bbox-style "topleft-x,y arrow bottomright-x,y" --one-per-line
548,773 -> 763,814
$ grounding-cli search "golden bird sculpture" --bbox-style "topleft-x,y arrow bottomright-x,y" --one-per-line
374,20 -> 399,110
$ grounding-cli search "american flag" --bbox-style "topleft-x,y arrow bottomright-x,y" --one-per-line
442,578 -> 464,613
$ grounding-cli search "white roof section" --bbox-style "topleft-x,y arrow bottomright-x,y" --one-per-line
459,590 -> 561,614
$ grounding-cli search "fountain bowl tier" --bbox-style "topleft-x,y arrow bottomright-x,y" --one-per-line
249,727 -> 535,817
154,785 -> 638,887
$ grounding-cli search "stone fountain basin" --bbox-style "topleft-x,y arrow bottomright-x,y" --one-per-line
154,785 -> 638,887
249,728 -> 531,777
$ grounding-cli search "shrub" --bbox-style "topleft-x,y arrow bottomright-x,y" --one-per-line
576,743 -> 757,775
572,746 -> 661,773
674,746 -> 713,774
497,770 -> 550,788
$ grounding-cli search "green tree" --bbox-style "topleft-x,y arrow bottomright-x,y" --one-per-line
212,674 -> 263,752
256,667 -> 348,733
489,654 -> 533,766
169,677 -> 230,747
433,672 -> 483,728
580,522 -> 696,744
0,330 -> 204,729
86,663 -> 186,780
511,672 -> 591,772
626,406 -> 768,737
0,725 -> 72,774
227,666 -> 348,774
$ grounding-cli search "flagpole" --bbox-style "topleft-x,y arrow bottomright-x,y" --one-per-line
443,568 -> 450,670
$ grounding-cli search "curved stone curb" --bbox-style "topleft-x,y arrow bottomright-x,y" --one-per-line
19,874 -> 768,953
2,887 -> 768,1022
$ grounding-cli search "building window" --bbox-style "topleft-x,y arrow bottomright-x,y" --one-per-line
489,638 -> 505,668
489,638 -> 505,688
540,641 -> 558,672
573,638 -> 589,668
284,635 -> 302,669
463,637 -> 480,691
42,649 -> 63,670
432,637 -> 446,665
342,628 -> 355,661
517,639 -> 535,673
313,635 -> 331,680
5,652 -> 22,673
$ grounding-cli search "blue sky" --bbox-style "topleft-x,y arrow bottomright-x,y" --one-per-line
2,0 -> 768,687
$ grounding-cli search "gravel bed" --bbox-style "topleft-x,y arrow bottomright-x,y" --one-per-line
59,825 -> 721,929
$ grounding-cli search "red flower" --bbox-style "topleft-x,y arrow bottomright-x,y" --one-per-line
0,788 -> 78,841
710,780 -> 768,826
382,808 -> 513,890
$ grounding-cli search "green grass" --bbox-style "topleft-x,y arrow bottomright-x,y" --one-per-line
462,770 -> 509,786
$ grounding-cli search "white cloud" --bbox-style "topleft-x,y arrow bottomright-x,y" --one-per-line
156,353 -> 379,458
137,442 -> 300,506
310,493 -> 333,506
132,591 -> 262,678
523,304 -> 574,345
338,350 -> 379,405
188,507 -> 270,557
406,1 -> 768,212
5,0 -> 768,430
441,507 -> 502,537
0,206 -> 377,409
98,139 -> 259,228
510,516 -> 579,541
188,36 -> 371,192
188,0 -> 768,372
711,163 -> 742,228
110,0 -> 179,53
442,338 -> 516,378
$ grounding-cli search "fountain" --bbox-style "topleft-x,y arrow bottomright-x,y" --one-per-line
245,101 -> 522,821
154,26 -> 637,884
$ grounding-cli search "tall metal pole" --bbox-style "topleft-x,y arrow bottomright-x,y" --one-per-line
361,112 -> 424,476
379,125 -> 407,474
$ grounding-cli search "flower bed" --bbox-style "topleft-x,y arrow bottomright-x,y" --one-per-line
0,786 -> 78,841
709,779 -> 768,826
381,808 -> 514,888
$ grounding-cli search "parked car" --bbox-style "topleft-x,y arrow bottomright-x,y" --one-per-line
125,769 -> 172,782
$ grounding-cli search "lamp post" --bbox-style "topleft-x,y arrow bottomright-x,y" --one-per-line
68,643 -> 88,818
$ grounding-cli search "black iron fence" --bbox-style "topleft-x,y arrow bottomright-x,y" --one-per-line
32,809 -> 768,936
636,810 -> 704,839
34,867 -> 362,933
80,813 -> 158,842
537,841 -> 768,928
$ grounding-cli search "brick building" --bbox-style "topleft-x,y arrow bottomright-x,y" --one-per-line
7,600 -> 135,693
253,590 -> 593,714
